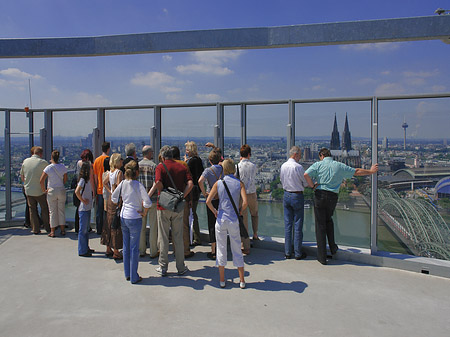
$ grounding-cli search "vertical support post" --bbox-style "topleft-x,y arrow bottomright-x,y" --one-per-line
94,108 -> 105,158
43,109 -> 52,161
154,106 -> 161,156
216,103 -> 224,152
370,97 -> 379,255
240,104 -> 247,147
287,100 -> 295,157
92,128 -> 101,157
27,110 -> 34,148
4,110 -> 12,221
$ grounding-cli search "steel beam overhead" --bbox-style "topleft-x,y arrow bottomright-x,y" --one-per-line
1,16 -> 449,59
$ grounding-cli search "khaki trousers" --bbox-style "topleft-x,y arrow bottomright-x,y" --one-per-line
27,194 -> 50,233
157,209 -> 185,273
139,203 -> 158,256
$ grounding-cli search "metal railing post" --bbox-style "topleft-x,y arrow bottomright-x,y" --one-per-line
43,109 -> 53,161
370,97 -> 379,255
287,100 -> 295,157
216,103 -> 224,151
4,110 -> 12,221
154,106 -> 161,156
240,104 -> 247,147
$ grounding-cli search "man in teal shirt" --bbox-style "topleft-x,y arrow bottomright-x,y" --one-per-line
304,148 -> 378,265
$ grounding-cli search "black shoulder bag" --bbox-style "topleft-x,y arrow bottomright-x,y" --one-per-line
221,179 -> 249,239
111,183 -> 122,230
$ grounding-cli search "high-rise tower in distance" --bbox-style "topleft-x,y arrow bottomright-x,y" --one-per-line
402,117 -> 408,150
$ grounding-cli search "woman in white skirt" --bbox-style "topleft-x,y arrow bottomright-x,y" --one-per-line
40,150 -> 68,237
206,159 -> 248,289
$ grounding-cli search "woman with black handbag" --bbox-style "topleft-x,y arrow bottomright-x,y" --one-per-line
102,153 -> 124,260
206,159 -> 248,289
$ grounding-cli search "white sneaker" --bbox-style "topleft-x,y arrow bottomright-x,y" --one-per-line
240,281 -> 246,289
220,281 -> 226,288
155,266 -> 167,277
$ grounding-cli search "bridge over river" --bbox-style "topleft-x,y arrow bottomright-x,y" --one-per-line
377,188 -> 450,260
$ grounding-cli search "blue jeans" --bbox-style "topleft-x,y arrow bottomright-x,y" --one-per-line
78,210 -> 91,255
121,217 -> 142,283
283,191 -> 304,257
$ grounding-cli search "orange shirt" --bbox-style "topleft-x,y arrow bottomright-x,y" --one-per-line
93,154 -> 108,194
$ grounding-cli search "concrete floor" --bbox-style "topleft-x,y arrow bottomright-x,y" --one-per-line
1,225 -> 450,337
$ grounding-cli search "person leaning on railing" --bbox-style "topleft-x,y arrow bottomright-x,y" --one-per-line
304,147 -> 378,265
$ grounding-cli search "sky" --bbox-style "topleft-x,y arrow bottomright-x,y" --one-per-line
0,0 -> 449,140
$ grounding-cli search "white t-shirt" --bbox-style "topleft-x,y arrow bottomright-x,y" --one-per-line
111,180 -> 152,220
78,178 -> 93,212
43,163 -> 68,190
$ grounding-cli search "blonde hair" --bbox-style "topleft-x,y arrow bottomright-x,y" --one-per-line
185,141 -> 198,157
110,153 -> 122,170
222,158 -> 236,175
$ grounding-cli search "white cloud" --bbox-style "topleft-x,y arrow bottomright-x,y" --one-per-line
131,71 -> 175,87
381,71 -> 391,76
195,93 -> 221,101
0,68 -> 42,79
339,42 -> 399,52
165,93 -> 182,102
402,70 -> 439,78
375,82 -> 405,96
74,92 -> 111,106
163,55 -> 172,62
163,8 -> 168,14
358,77 -> 376,85
312,85 -> 324,91
177,63 -> 233,75
176,50 -> 242,76
431,85 -> 446,92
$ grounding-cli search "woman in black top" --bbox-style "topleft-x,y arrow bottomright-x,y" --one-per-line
184,141 -> 204,246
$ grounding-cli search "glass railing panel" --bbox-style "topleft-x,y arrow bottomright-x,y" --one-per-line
296,101 -> 372,248
377,97 -> 450,260
161,106 -> 216,231
53,110 -> 97,223
223,105 -> 241,159
105,108 -> 154,158
9,111 -> 36,220
246,104 -> 288,239
0,110 -> 5,220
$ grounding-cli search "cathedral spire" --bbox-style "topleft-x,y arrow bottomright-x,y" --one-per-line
342,113 -> 352,151
330,113 -> 340,150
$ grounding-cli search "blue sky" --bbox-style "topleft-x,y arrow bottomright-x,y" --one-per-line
1,0 -> 449,139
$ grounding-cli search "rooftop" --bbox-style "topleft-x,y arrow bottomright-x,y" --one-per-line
1,224 -> 449,337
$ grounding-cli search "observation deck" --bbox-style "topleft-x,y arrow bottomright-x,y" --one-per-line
1,223 -> 450,337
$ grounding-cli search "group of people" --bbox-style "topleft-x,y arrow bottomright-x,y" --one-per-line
20,140 -> 378,287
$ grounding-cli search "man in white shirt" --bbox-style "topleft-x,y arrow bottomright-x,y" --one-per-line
20,146 -> 50,234
280,146 -> 308,260
237,144 -> 259,254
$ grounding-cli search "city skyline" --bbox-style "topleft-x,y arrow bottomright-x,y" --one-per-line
1,1 -> 449,138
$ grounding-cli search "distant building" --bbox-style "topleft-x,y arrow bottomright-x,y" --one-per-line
303,147 -> 311,161
330,114 -> 340,150
389,158 -> 406,171
80,133 -> 93,149
382,137 -> 388,150
328,113 -> 360,168
435,177 -> 450,199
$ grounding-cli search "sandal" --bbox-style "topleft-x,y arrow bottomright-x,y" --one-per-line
113,253 -> 123,260
207,252 -> 216,260
61,231 -> 66,236
48,233 -> 55,238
